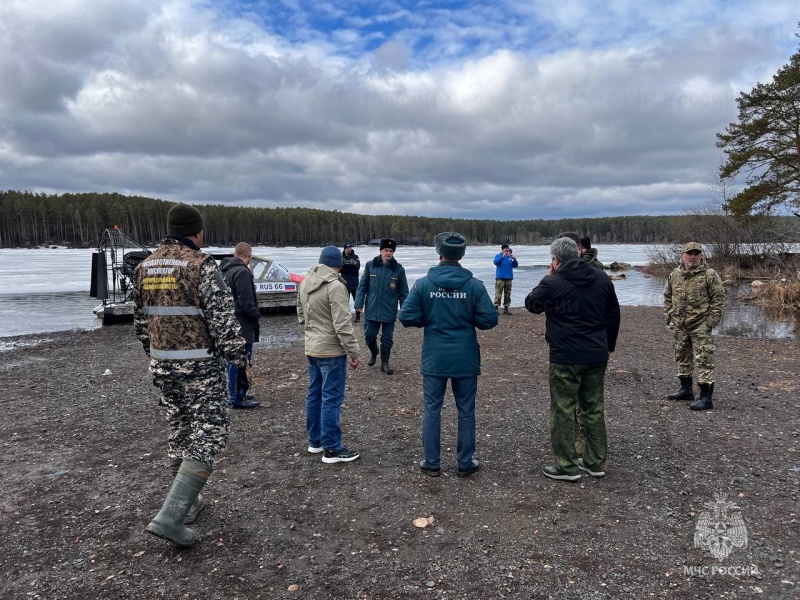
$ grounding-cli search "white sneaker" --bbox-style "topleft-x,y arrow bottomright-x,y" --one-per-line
578,458 -> 605,478
307,446 -> 323,454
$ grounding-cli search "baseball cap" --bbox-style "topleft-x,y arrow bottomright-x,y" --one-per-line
682,242 -> 703,253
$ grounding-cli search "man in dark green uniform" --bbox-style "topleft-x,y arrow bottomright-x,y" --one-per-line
354,238 -> 409,375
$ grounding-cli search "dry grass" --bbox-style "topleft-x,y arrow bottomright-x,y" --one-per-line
741,273 -> 800,309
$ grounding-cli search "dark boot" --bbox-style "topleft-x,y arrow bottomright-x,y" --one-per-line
170,458 -> 205,524
229,397 -> 260,409
689,383 -> 714,411
380,348 -> 394,375
146,458 -> 211,547
667,376 -> 694,401
503,306 -> 511,315
367,341 -> 379,367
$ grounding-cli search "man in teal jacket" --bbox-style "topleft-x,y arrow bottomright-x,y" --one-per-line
355,238 -> 409,375
399,232 -> 498,478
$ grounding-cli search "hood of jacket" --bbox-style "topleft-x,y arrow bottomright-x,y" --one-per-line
303,264 -> 343,293
677,258 -> 711,276
220,256 -> 247,273
426,262 -> 474,289
555,257 -> 600,287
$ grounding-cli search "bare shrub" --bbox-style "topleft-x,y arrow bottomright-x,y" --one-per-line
643,243 -> 681,276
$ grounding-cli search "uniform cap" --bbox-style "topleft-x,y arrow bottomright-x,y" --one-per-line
435,231 -> 467,260
379,238 -> 397,251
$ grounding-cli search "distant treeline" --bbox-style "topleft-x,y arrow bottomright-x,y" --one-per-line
0,190 -> 792,248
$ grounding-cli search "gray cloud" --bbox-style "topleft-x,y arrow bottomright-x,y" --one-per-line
0,0 -> 797,219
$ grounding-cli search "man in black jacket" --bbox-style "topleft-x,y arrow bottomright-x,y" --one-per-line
525,237 -> 620,481
341,243 -> 361,320
220,243 -> 261,409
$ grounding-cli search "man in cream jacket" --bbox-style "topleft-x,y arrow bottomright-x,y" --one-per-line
298,246 -> 361,464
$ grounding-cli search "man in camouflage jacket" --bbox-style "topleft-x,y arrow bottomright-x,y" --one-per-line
134,203 -> 247,547
579,237 -> 605,271
663,242 -> 725,411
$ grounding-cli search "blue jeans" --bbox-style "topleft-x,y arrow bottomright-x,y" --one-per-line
363,319 -> 395,351
306,355 -> 348,451
422,375 -> 478,470
226,342 -> 253,401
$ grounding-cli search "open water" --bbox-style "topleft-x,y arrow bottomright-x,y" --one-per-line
0,245 -> 796,340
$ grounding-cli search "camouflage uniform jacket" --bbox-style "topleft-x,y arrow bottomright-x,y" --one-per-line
134,237 -> 247,368
581,248 -> 605,270
298,264 -> 360,360
664,259 -> 725,331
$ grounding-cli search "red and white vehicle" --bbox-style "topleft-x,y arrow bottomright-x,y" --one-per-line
249,255 -> 304,310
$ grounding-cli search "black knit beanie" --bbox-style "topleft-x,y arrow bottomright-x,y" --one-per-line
167,203 -> 204,237
579,237 -> 591,250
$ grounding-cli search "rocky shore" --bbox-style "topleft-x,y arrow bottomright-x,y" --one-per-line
1,306 -> 798,599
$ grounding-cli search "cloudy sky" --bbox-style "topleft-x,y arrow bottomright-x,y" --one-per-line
1,1 -> 796,219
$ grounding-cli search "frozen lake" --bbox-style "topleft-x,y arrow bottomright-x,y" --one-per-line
0,244 -> 796,340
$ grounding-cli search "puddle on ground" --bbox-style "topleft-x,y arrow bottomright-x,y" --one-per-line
258,333 -> 302,348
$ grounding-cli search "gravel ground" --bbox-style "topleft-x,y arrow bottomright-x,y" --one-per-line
1,306 -> 798,599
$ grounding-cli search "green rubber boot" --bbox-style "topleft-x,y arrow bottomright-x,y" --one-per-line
170,458 -> 205,524
146,458 -> 211,547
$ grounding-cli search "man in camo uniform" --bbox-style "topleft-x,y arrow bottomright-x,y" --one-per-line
579,237 -> 605,270
664,242 -> 725,411
134,203 -> 247,547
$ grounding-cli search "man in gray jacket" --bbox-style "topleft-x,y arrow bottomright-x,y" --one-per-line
298,246 -> 361,464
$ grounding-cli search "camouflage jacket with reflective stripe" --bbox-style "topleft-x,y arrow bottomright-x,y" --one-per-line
134,238 -> 245,364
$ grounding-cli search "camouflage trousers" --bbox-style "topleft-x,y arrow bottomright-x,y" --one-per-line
151,359 -> 230,466
672,326 -> 715,384
549,362 -> 608,475
494,279 -> 513,307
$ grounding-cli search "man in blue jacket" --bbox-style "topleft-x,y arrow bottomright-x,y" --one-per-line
525,237 -> 620,482
355,238 -> 409,375
399,232 -> 498,478
493,244 -> 518,315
